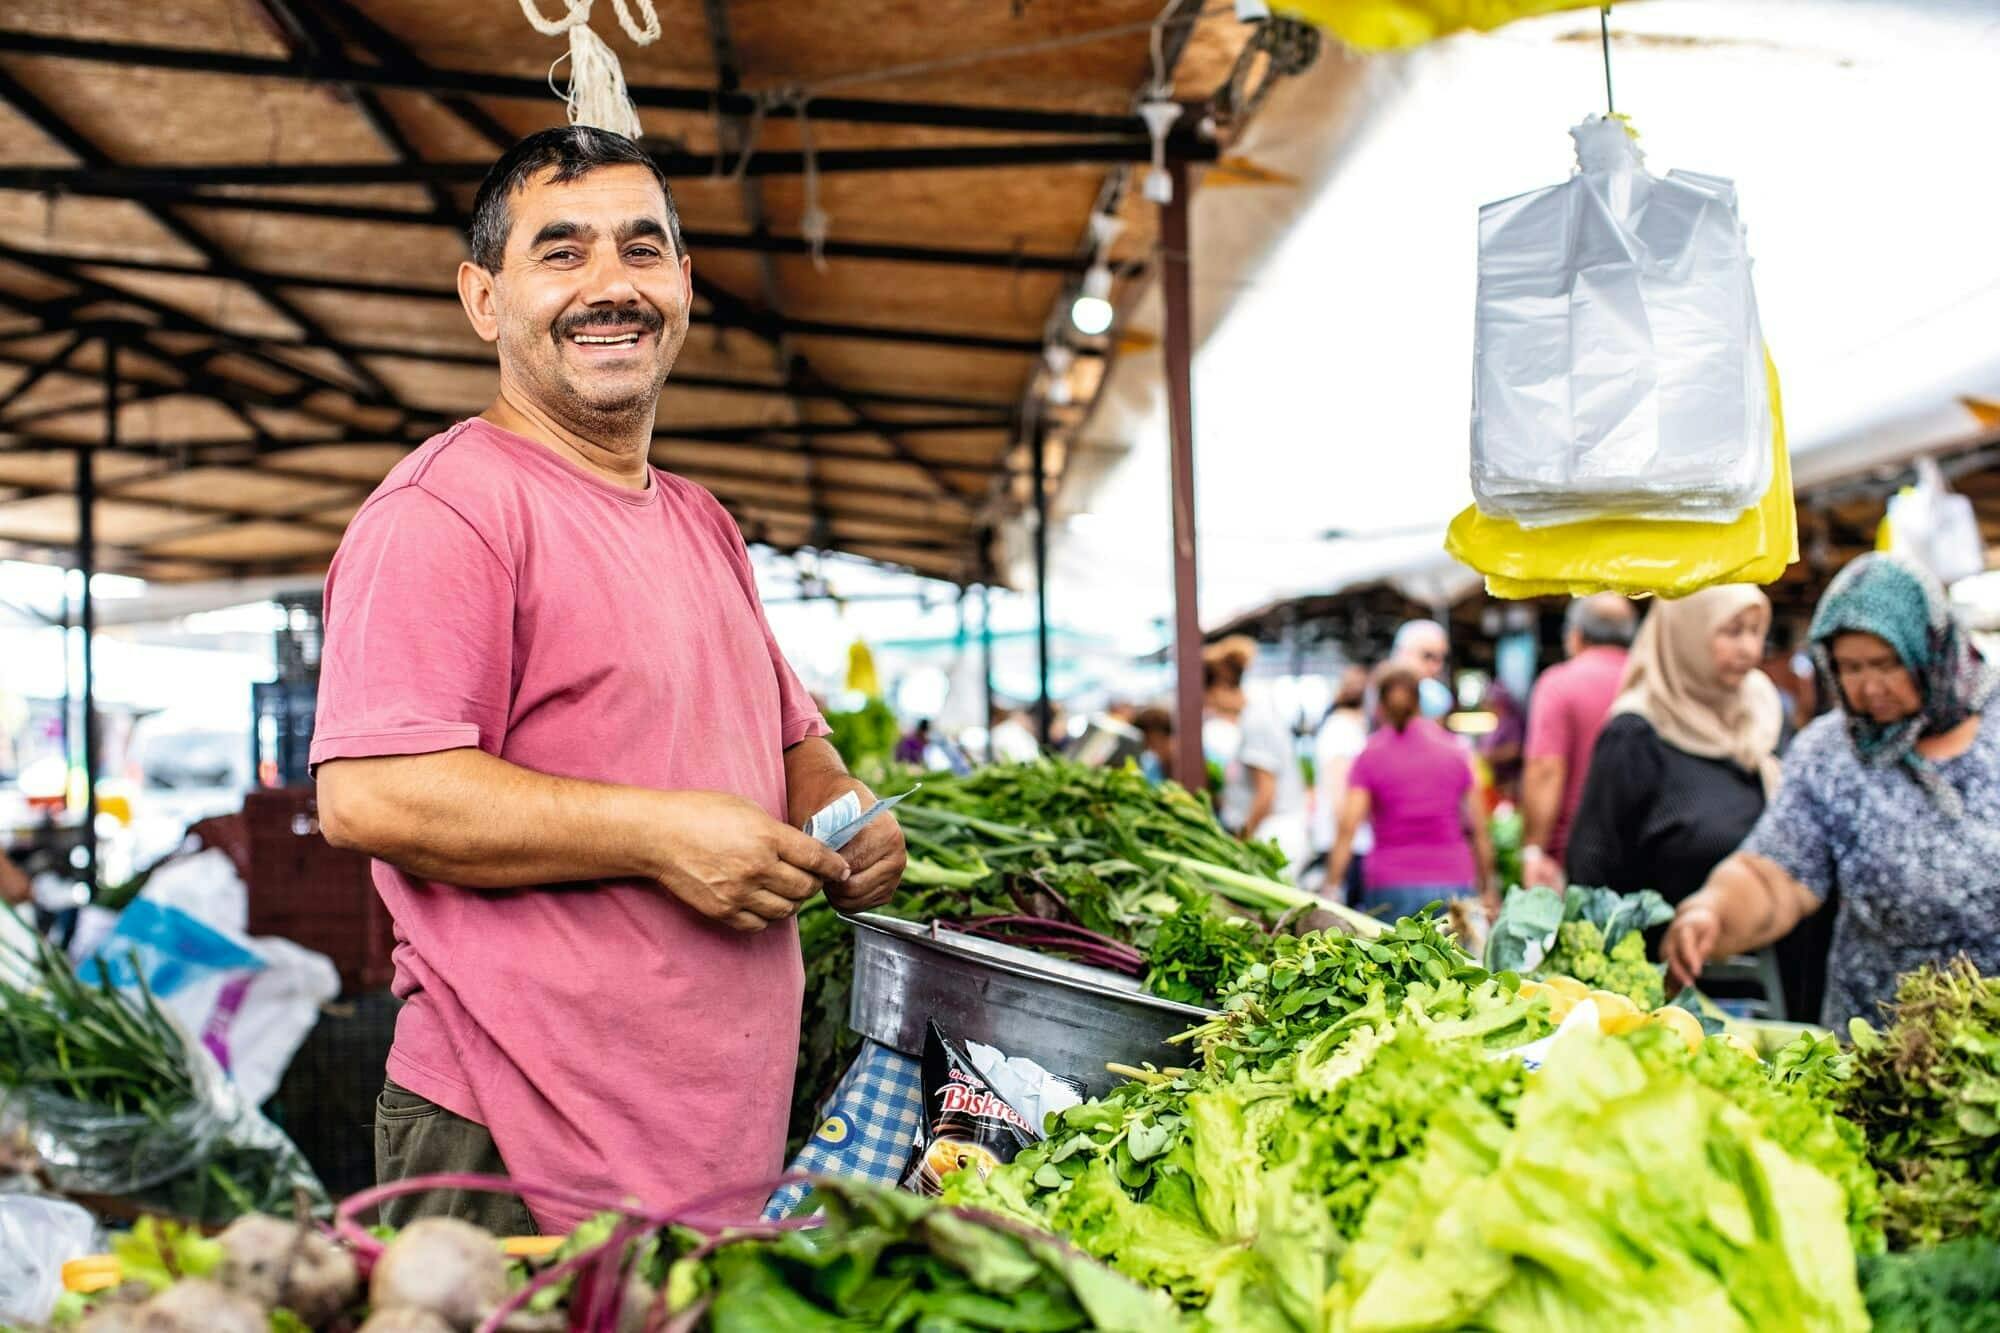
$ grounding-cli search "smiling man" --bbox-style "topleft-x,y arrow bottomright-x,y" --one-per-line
309,127 -> 905,1234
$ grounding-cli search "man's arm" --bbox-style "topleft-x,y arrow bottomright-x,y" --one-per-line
1463,779 -> 1499,916
318,748 -> 850,933
1324,785 -> 1371,898
1239,766 -> 1278,840
782,736 -> 906,912
1518,755 -> 1566,889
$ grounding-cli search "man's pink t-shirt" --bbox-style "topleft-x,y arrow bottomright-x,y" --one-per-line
1347,719 -> 1475,890
308,419 -> 828,1232
1522,646 -> 1629,861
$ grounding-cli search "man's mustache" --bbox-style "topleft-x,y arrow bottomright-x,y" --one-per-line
552,306 -> 667,340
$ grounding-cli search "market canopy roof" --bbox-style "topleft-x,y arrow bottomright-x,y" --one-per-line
0,0 -> 1293,583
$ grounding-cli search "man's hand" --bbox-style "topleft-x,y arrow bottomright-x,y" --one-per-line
829,798 -> 907,914
653,791 -> 851,933
1663,901 -> 1722,990
785,736 -> 906,915
793,772 -> 907,914
1521,845 -> 1565,891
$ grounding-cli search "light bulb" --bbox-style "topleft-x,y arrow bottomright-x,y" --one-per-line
1070,294 -> 1114,336
1043,343 -> 1076,375
1046,374 -> 1073,406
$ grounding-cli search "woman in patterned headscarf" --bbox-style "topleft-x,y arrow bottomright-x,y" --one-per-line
1663,553 -> 2000,1026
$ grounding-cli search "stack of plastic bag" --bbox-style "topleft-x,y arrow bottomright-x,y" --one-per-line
1447,117 -> 1797,598
1274,0 -> 1605,49
1878,456 -> 1986,587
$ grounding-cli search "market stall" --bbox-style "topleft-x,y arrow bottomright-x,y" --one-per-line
4,0 -> 2000,1329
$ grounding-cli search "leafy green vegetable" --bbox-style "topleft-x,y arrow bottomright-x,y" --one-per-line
1845,956 -> 2000,1248
671,1175 -> 1183,1331
1619,1025 -> 1882,1250
791,759 -> 1297,1143
0,934 -> 325,1224
824,697 -> 901,777
1142,907 -> 1274,1007
1180,912 -> 1547,1078
1330,1022 -> 1871,1333
1483,884 -> 1673,1008
112,1215 -> 225,1291
947,936 -> 1546,1325
1859,1235 -> 2000,1332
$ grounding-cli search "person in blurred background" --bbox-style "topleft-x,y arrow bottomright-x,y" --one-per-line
987,701 -> 1041,763
1519,593 -> 1637,889
1329,662 -> 1497,922
1133,706 -> 1175,784
1390,619 -> 1455,720
1565,586 -> 1780,907
1664,554 -> 2000,1027
1477,679 -> 1526,805
895,718 -> 932,766
1203,636 -> 1308,873
1309,665 -> 1372,898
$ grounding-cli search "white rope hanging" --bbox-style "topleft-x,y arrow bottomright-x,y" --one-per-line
517,0 -> 660,139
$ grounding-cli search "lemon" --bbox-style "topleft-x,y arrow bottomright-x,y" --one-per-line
1541,974 -> 1588,1000
1721,1032 -> 1762,1061
1647,1005 -> 1705,1051
1590,989 -> 1646,1034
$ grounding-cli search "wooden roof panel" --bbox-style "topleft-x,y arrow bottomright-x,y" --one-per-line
0,449 -> 159,490
1,0 -> 289,56
262,444 -> 413,483
147,518 -> 344,562
0,493 -> 210,546
0,0 -> 1268,581
114,465 -> 360,514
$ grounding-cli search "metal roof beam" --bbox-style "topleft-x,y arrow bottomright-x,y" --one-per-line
0,427 -> 1016,476
252,0 -> 470,234
21,195 -> 1085,270
0,65 -> 401,408
0,27 -> 1168,138
0,329 -> 84,416
0,137 -> 1211,192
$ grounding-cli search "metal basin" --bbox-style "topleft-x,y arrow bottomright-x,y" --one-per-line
845,912 -> 1214,1099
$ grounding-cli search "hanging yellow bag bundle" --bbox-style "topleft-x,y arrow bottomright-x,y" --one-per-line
1447,352 -> 1796,599
1273,0 -> 1606,49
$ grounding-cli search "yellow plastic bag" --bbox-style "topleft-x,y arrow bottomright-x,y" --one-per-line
845,638 -> 881,698
1274,0 -> 1606,49
1446,353 -> 1796,599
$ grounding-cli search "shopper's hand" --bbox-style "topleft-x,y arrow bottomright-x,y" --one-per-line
653,791 -> 851,933
1664,901 -> 1722,990
828,800 -> 907,914
1480,888 -> 1504,924
1521,846 -> 1565,892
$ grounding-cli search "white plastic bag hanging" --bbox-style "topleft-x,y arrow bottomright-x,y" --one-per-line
1882,456 -> 1986,587
1471,117 -> 1772,527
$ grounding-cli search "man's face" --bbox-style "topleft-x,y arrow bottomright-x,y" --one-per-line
469,164 -> 691,430
1401,630 -> 1448,681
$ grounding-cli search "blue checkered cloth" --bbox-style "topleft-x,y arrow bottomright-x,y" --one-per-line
764,1039 -> 923,1219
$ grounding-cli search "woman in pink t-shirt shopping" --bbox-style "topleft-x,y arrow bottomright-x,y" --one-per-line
1326,664 -> 1497,923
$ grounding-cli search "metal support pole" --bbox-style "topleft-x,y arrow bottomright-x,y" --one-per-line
979,582 -> 995,764
1030,424 -> 1052,747
1162,159 -> 1204,791
79,337 -> 107,883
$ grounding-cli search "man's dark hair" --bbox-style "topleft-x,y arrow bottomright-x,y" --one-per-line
1133,706 -> 1173,738
469,126 -> 685,271
1565,594 -> 1637,649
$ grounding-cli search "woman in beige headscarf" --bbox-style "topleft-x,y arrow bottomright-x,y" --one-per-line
1563,585 -> 1782,905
